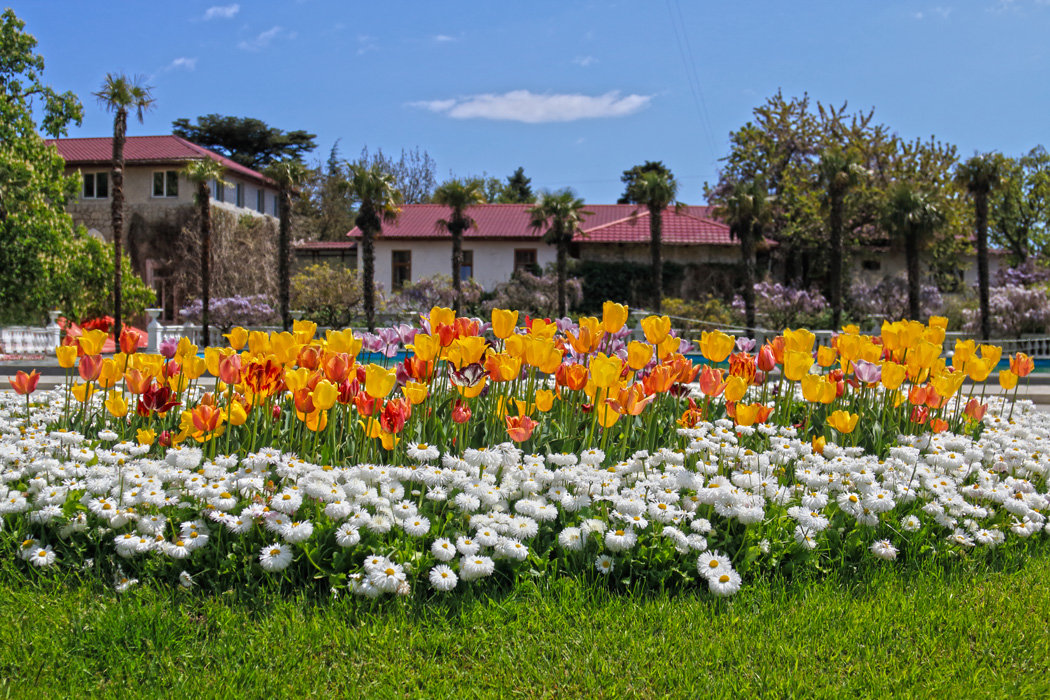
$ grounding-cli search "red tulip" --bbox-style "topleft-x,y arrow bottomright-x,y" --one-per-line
505,414 -> 538,442
451,399 -> 471,424
8,370 -> 40,395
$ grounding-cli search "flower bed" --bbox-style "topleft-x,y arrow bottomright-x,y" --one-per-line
2,304 -> 1046,598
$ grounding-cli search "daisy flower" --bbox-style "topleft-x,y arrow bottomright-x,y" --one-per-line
259,542 -> 293,571
429,564 -> 458,592
870,540 -> 898,561
708,569 -> 742,597
594,554 -> 615,575
697,550 -> 732,580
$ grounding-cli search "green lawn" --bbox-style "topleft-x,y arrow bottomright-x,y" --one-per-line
2,551 -> 1049,699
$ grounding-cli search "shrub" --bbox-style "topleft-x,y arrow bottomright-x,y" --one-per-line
732,282 -> 828,330
663,296 -> 732,331
486,269 -> 582,318
849,276 -> 943,324
391,274 -> 483,316
961,285 -> 1050,337
180,295 -> 275,331
289,264 -> 365,328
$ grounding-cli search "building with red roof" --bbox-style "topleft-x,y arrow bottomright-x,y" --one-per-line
49,135 -> 281,320
338,203 -> 751,293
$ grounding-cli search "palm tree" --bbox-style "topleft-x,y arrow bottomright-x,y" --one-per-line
432,178 -> 486,314
341,163 -> 403,331
94,73 -> 154,337
880,183 -> 945,321
955,154 -> 1003,340
266,160 -> 308,330
182,159 -> 228,346
818,146 -> 864,329
716,180 -> 773,335
622,169 -> 678,312
528,190 -> 592,318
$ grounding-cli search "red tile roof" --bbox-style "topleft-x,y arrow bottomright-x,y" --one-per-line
347,203 -> 735,245
47,135 -> 275,188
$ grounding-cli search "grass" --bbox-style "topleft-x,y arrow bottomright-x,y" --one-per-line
2,549 -> 1050,699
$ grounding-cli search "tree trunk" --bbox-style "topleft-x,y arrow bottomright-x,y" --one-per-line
976,191 -> 991,340
362,216 -> 376,332
829,188 -> 844,330
199,182 -> 212,346
556,233 -> 568,318
279,187 -> 292,331
451,218 -> 463,315
649,204 -> 663,312
742,228 -> 757,335
111,109 -> 127,336
906,230 -> 920,321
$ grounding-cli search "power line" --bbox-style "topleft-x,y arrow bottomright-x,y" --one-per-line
665,0 -> 718,163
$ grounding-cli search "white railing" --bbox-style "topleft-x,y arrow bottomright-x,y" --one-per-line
0,326 -> 61,355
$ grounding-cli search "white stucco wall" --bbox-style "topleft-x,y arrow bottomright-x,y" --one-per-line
359,239 -> 557,291
851,250 -> 1004,287
578,242 -> 739,265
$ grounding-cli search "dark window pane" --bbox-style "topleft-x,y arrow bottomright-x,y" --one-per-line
96,172 -> 108,198
153,172 -> 164,197
166,171 -> 178,197
83,173 -> 95,198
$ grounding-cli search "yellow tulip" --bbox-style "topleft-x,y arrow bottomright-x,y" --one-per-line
816,345 -> 838,368
837,333 -> 861,365
224,326 -> 248,351
931,371 -> 965,400
312,379 -> 339,410
901,321 -> 925,349
428,306 -> 455,330
880,321 -> 903,353
858,339 -> 883,364
205,347 -> 224,377
923,326 -> 945,347
136,428 -> 156,446
952,339 -> 976,370
827,410 -> 859,434
734,402 -> 762,427
491,308 -> 519,340
379,429 -> 399,451
226,400 -> 249,426
801,375 -> 834,404
303,409 -> 328,433
270,332 -> 298,365
999,369 -> 1018,391
410,333 -> 441,363
910,340 -> 940,370
183,356 -> 207,380
589,353 -> 624,389
283,367 -> 311,393
105,391 -> 128,418
783,349 -> 814,382
699,330 -> 735,363
448,336 -> 488,368
595,401 -> 621,428
724,375 -> 748,403
928,316 -> 949,331
528,318 -> 558,339
55,345 -> 77,369
657,335 -> 680,360
535,388 -> 555,412
71,382 -> 95,403
176,337 -> 198,360
364,364 -> 397,399
641,315 -> 671,345
456,378 -> 488,399
783,328 -> 815,354
980,344 -> 1003,368
292,319 -> 318,344
324,329 -> 361,356
504,334 -> 526,359
248,330 -> 271,356
77,329 -> 108,356
626,341 -> 653,370
965,357 -> 993,383
403,381 -> 429,405
881,362 -> 907,391
602,301 -> 629,334
98,358 -> 123,389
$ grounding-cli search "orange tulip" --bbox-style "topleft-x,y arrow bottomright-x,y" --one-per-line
78,354 -> 104,382
505,414 -> 538,442
697,366 -> 726,397
190,404 -> 224,436
566,317 -> 604,354
964,398 -> 988,422
556,363 -> 589,391
323,353 -> 352,384
644,364 -> 675,395
609,383 -> 655,416
1011,352 -> 1035,378
118,327 -> 143,355
8,370 -> 40,395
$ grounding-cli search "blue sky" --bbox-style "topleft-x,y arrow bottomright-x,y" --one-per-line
13,0 -> 1050,203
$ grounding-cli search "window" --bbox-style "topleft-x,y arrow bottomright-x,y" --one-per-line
460,250 -> 474,281
82,172 -> 108,199
257,188 -> 265,212
514,248 -> 538,273
392,250 -> 412,290
152,171 -> 178,198
213,179 -> 224,203
272,193 -> 279,217
236,183 -> 245,208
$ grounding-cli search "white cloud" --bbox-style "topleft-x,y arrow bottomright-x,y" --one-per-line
433,34 -> 457,42
572,56 -> 597,67
168,57 -> 197,71
203,4 -> 239,20
357,34 -> 378,55
238,26 -> 284,51
410,90 -> 652,123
